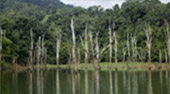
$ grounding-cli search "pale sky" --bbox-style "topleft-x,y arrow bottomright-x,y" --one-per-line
60,0 -> 170,9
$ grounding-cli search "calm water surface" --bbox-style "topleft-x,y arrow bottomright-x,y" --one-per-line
0,69 -> 170,94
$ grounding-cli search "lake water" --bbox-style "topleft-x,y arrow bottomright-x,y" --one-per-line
0,69 -> 170,94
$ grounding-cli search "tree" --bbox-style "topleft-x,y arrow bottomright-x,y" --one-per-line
70,19 -> 78,71
89,31 -> 109,70
0,27 -> 3,71
56,30 -> 61,68
145,24 -> 152,65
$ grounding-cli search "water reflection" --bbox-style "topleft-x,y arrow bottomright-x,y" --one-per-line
56,69 -> 60,94
28,71 -> 33,94
0,71 -> 1,94
109,70 -> 113,94
1,69 -> 170,94
94,70 -> 100,94
148,71 -> 153,94
115,71 -> 118,94
84,69 -> 88,94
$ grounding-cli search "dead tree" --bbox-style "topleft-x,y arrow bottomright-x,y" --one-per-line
70,19 -> 78,70
144,24 -> 152,64
0,27 -> 3,71
159,50 -> 162,64
41,35 -> 45,67
44,48 -> 47,68
122,47 -> 126,63
131,34 -> 137,63
127,32 -> 131,63
166,25 -> 170,63
114,32 -> 118,69
37,36 -> 41,67
77,48 -> 81,70
109,26 -> 113,68
89,31 -> 109,70
165,49 -> 168,63
56,31 -> 61,68
80,24 -> 89,68
29,28 -> 34,68
138,48 -> 145,63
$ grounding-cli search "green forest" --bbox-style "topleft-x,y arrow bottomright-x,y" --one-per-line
0,0 -> 170,69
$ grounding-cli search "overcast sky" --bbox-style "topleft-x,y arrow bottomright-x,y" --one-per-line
60,0 -> 170,9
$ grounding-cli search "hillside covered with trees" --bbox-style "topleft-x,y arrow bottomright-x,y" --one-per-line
0,0 -> 170,69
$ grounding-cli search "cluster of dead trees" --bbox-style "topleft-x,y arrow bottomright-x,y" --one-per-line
1,20 -> 170,71
28,29 -> 47,69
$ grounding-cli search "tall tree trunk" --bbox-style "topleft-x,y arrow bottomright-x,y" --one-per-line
159,50 -> 162,64
41,35 -> 45,68
145,24 -> 152,68
67,53 -> 72,70
109,26 -> 113,68
0,27 -> 3,71
122,47 -> 126,63
56,31 -> 61,68
84,24 -> 89,68
77,48 -> 81,70
70,19 -> 78,71
114,32 -> 118,69
166,25 -> 170,64
89,31 -> 109,70
37,37 -> 41,68
29,28 -> 34,68
165,49 -> 168,63
127,33 -> 131,63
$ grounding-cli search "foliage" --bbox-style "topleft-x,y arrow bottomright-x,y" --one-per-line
0,0 -> 169,66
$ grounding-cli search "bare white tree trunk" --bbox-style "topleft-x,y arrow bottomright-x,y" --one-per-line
138,49 -> 145,63
77,48 -> 81,70
41,35 -> 45,67
0,27 -> 3,71
95,32 -> 100,60
166,25 -> 170,64
89,31 -> 109,70
145,24 -> 152,64
159,50 -> 162,64
29,28 -> 34,68
56,31 -> 61,68
71,19 -> 78,71
84,24 -> 89,68
37,37 -> 41,67
127,33 -> 131,63
109,26 -> 113,68
165,49 -> 168,63
122,47 -> 126,63
131,34 -> 137,63
114,32 -> 118,69
80,24 -> 89,68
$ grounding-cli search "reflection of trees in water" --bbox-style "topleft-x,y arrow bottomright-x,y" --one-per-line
71,70 -> 80,94
109,70 -> 113,94
36,69 -> 46,94
168,71 -> 170,94
56,69 -> 60,94
159,70 -> 162,91
132,72 -> 138,94
71,70 -> 75,94
115,71 -> 118,94
148,71 -> 153,94
85,69 -> 88,94
94,70 -> 100,94
12,71 -> 18,93
0,72 -> 1,94
127,72 -> 131,94
123,70 -> 126,94
28,71 -> 33,94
